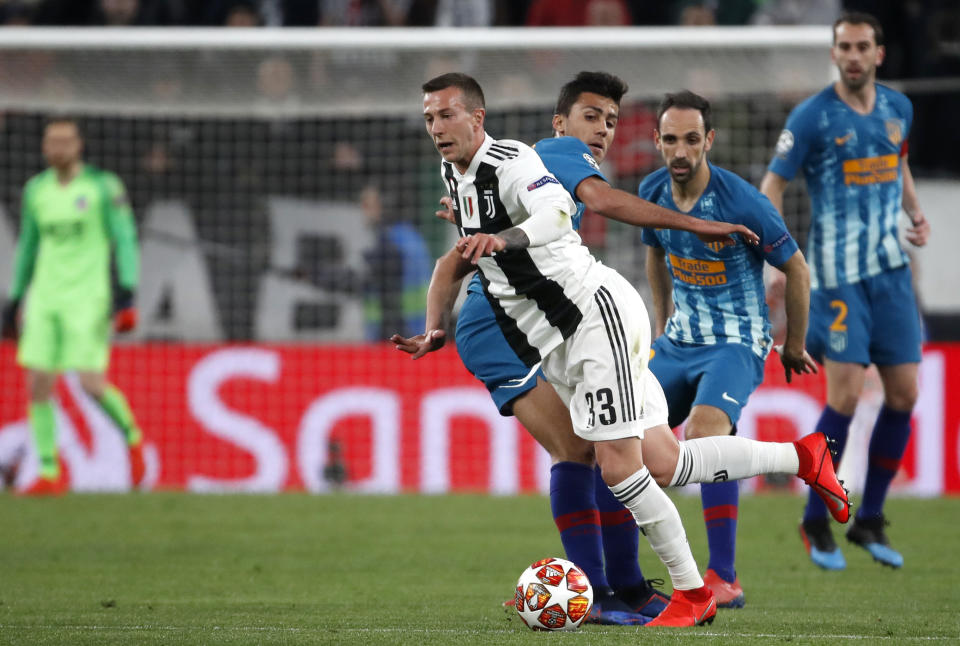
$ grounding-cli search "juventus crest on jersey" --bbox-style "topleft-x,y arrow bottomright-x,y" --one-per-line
440,134 -> 609,365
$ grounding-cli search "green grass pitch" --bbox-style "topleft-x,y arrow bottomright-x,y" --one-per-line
0,492 -> 958,645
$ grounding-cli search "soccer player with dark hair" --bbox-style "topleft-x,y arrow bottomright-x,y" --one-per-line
641,90 -> 816,608
760,12 -> 930,571
397,71 -> 850,627
1,117 -> 146,495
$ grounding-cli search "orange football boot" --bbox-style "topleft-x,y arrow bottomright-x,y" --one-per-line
19,460 -> 69,497
129,442 -> 146,488
646,586 -> 717,627
794,432 -> 850,523
703,568 -> 744,608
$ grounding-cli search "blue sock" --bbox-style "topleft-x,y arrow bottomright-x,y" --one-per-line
592,465 -> 645,591
804,405 -> 853,522
701,480 -> 739,582
549,462 -> 610,593
859,405 -> 912,519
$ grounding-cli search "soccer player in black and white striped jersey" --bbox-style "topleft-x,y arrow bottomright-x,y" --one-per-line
413,73 -> 850,627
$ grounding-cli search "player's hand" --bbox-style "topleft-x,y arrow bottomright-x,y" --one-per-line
113,288 -> 137,333
1,298 -> 20,340
905,211 -> 930,247
390,329 -> 446,360
436,197 -> 456,224
457,233 -> 506,265
774,343 -> 818,384
694,222 -> 760,246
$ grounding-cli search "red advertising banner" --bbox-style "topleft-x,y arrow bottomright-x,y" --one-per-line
1,342 -> 958,495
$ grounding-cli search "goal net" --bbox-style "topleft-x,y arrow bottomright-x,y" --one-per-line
0,27 -> 862,494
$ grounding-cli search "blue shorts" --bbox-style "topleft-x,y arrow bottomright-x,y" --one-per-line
455,289 -> 545,416
806,266 -> 922,367
648,336 -> 765,429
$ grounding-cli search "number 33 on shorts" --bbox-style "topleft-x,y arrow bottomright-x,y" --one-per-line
585,387 -> 617,426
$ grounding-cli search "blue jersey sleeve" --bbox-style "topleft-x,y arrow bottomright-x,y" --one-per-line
767,99 -> 817,181
895,89 -> 914,146
740,190 -> 799,267
534,136 -> 606,200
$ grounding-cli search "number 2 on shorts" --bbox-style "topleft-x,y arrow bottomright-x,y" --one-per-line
829,299 -> 848,332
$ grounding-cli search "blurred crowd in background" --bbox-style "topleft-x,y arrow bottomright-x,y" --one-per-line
0,0 -> 949,40
0,0 -> 957,344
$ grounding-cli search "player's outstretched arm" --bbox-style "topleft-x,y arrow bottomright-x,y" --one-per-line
391,247 -> 472,360
759,171 -> 789,217
901,158 -> 930,247
576,176 -> 759,245
774,250 -> 817,383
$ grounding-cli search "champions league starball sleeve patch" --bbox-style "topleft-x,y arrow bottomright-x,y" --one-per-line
527,176 -> 560,191
775,129 -> 794,159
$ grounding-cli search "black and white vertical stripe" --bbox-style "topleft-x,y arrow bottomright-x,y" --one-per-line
611,469 -> 652,506
442,161 -> 464,235
593,286 -> 636,424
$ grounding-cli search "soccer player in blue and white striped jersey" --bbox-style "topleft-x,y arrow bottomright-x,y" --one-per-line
761,12 -> 931,571
641,90 -> 816,608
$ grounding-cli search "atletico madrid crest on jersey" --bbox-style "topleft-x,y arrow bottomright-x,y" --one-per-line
829,329 -> 847,353
885,119 -> 903,146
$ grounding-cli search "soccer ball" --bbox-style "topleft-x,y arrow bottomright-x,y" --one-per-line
514,557 -> 593,631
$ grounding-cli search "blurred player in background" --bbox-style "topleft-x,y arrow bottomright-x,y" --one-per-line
359,183 -> 432,341
641,90 -> 816,608
398,72 -> 850,627
1,117 -> 146,495
761,12 -> 931,570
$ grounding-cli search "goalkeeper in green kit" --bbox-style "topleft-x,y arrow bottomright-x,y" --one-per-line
1,117 -> 146,495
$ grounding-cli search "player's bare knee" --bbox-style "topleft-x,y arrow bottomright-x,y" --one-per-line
646,458 -> 674,487
551,437 -> 594,465
885,389 -> 918,412
78,373 -> 106,399
27,372 -> 55,402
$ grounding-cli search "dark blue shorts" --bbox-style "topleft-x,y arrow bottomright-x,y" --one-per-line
455,289 -> 545,416
649,336 -> 765,429
806,266 -> 922,366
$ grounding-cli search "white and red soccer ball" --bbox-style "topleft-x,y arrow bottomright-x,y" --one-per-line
514,557 -> 593,631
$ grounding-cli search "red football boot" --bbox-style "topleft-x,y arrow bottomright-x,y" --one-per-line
794,432 -> 850,523
18,460 -> 69,497
703,568 -> 744,608
645,586 -> 717,627
129,442 -> 146,488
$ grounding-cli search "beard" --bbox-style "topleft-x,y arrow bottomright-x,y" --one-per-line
840,67 -> 872,91
669,158 -> 701,185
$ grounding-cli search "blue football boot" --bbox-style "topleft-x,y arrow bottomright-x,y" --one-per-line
800,518 -> 846,570
846,514 -> 903,568
614,579 -> 670,618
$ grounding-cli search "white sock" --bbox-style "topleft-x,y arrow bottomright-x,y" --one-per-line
670,436 -> 800,487
608,467 -> 703,591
